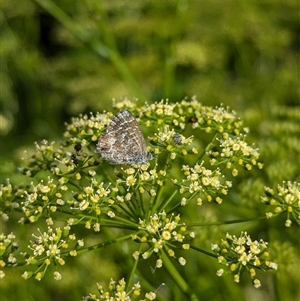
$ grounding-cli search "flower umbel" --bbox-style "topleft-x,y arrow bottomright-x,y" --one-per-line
83,278 -> 157,301
0,98 -> 282,294
0,232 -> 19,278
175,162 -> 232,204
211,232 -> 278,288
133,211 -> 195,265
261,181 -> 300,227
208,134 -> 262,172
20,225 -> 84,280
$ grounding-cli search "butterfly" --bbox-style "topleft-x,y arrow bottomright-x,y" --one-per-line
96,110 -> 154,165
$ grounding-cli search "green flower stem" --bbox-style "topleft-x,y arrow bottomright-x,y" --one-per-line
116,201 -> 142,221
161,250 -> 199,301
150,154 -> 173,214
63,180 -> 82,191
130,189 -> 146,218
149,186 -> 163,216
15,233 -> 134,267
54,210 -> 139,229
137,189 -> 147,216
97,218 -> 138,230
147,193 -> 156,220
126,243 -> 144,291
73,233 -> 134,255
189,244 -> 218,258
194,132 -> 219,164
90,165 -> 116,186
166,191 -> 198,214
33,0 -> 146,102
187,215 -> 266,227
157,189 -> 178,213
89,214 -> 139,229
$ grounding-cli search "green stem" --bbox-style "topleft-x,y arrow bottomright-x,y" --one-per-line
74,233 -> 133,255
189,244 -> 218,258
193,132 -> 219,164
158,189 -> 178,212
166,191 -> 198,214
14,233 -> 135,267
149,155 -> 172,216
100,215 -> 139,228
187,215 -> 266,227
149,186 -> 163,216
126,243 -> 144,291
54,209 -> 139,228
161,250 -> 199,301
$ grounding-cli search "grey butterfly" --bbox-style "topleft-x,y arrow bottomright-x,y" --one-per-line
96,110 -> 154,165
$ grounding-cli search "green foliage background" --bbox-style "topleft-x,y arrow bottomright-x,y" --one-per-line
1,0 -> 299,300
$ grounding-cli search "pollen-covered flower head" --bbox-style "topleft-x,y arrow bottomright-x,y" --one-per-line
208,134 -> 262,172
261,181 -> 300,227
174,162 -> 232,204
84,277 -> 157,301
132,211 -> 195,264
22,225 -> 84,280
211,231 -> 278,288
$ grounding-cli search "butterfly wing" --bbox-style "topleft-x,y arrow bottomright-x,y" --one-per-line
96,110 -> 149,164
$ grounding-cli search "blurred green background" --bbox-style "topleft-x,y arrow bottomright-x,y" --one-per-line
1,0 -> 299,300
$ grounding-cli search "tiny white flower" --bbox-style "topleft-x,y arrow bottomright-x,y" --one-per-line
54,271 -> 62,280
216,269 -> 224,276
178,257 -> 186,266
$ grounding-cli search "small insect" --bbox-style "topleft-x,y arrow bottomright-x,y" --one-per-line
74,144 -> 82,152
189,116 -> 198,123
96,110 -> 154,165
71,154 -> 78,164
173,132 -> 182,145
